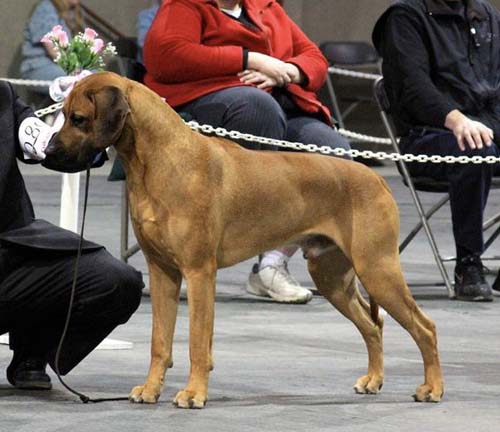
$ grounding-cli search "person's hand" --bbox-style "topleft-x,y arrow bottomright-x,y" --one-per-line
283,63 -> 304,85
238,69 -> 279,89
445,109 -> 494,151
247,52 -> 291,87
18,117 -> 58,161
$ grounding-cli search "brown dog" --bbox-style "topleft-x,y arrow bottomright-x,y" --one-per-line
46,72 -> 444,408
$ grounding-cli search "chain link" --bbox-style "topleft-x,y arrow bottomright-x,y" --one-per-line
0,77 -> 52,87
328,66 -> 382,81
185,120 -> 500,165
34,102 -> 64,118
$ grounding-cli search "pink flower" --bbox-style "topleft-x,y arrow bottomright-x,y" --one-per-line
55,30 -> 69,47
83,28 -> 98,41
41,35 -> 54,45
91,38 -> 104,54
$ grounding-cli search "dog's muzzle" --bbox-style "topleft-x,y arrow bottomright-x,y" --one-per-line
43,141 -> 107,173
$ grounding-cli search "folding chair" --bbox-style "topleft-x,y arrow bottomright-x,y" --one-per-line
373,77 -> 500,298
320,41 -> 380,129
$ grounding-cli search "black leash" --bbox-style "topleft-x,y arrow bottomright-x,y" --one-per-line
53,166 -> 129,403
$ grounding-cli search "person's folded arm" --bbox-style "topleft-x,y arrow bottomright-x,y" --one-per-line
144,1 -> 244,83
284,18 -> 328,92
383,10 -> 457,128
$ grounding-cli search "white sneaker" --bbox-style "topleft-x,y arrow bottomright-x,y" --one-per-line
245,263 -> 313,304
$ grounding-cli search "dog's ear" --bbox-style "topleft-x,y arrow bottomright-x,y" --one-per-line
85,85 -> 129,147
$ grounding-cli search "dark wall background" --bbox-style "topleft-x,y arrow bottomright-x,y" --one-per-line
2,0 -> 499,77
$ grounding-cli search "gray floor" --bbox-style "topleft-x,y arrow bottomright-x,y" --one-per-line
1,163 -> 500,432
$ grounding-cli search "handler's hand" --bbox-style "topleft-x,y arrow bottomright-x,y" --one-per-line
238,69 -> 278,89
445,109 -> 494,151
247,52 -> 291,87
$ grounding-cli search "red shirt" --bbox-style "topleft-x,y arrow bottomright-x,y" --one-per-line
143,0 -> 331,123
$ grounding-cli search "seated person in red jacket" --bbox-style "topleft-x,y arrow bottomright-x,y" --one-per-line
0,81 -> 144,390
143,0 -> 350,304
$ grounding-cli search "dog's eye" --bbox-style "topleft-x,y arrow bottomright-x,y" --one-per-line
70,113 -> 87,127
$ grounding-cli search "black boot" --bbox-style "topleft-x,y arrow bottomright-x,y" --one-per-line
493,272 -> 500,297
6,354 -> 52,390
454,255 -> 493,302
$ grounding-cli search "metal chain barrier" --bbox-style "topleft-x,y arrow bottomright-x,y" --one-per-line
34,102 -> 64,118
185,120 -> 500,165
328,66 -> 382,81
0,77 -> 53,87
6,75 -> 499,165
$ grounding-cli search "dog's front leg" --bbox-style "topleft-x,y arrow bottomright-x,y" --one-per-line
130,261 -> 181,404
173,262 -> 216,409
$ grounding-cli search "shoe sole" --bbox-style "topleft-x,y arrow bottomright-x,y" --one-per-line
245,281 -> 312,304
492,289 -> 500,297
14,381 -> 52,390
454,295 -> 493,302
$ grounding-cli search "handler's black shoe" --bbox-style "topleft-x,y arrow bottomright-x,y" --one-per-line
492,272 -> 500,297
454,255 -> 493,302
6,357 -> 52,390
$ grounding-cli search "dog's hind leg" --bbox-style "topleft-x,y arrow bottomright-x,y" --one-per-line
356,259 -> 444,402
129,261 -> 182,404
173,260 -> 217,409
307,245 -> 384,395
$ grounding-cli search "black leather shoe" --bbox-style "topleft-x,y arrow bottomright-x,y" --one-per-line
454,255 -> 493,302
6,357 -> 52,390
493,272 -> 500,297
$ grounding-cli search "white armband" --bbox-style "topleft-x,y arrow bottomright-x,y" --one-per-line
18,117 -> 56,161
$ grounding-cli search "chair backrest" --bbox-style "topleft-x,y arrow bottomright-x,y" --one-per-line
319,41 -> 379,65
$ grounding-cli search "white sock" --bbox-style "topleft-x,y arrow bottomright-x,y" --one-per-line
259,250 -> 289,270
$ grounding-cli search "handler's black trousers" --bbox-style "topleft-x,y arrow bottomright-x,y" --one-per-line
0,246 -> 143,375
401,130 -> 500,259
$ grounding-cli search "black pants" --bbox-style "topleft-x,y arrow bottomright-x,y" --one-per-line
401,130 -> 500,258
0,246 -> 144,375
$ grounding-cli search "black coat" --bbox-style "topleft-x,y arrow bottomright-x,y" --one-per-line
372,0 -> 500,137
0,82 -> 101,279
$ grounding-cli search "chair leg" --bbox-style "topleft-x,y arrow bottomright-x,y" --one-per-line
399,195 -> 450,253
120,181 -> 142,262
325,73 -> 345,129
379,111 -> 454,298
120,181 -> 130,262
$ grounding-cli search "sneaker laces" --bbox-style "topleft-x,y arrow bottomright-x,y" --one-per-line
270,262 -> 301,287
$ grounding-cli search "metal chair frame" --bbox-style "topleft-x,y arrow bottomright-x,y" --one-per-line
373,77 -> 500,298
320,41 -> 380,129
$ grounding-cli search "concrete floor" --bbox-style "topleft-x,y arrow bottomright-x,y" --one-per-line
1,163 -> 500,432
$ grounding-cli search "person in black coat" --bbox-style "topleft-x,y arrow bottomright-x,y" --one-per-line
372,0 -> 500,302
0,81 -> 144,390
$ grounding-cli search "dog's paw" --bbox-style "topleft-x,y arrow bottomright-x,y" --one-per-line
413,383 -> 443,403
129,385 -> 161,404
353,374 -> 384,395
173,389 -> 207,409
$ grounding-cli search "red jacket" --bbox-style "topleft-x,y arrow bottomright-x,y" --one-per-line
143,0 -> 331,123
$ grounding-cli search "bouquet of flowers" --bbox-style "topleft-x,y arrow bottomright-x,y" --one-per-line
41,26 -> 117,76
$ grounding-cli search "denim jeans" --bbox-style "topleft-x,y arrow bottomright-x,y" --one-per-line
178,86 -> 351,157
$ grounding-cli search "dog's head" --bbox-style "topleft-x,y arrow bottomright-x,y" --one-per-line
44,72 -> 130,173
